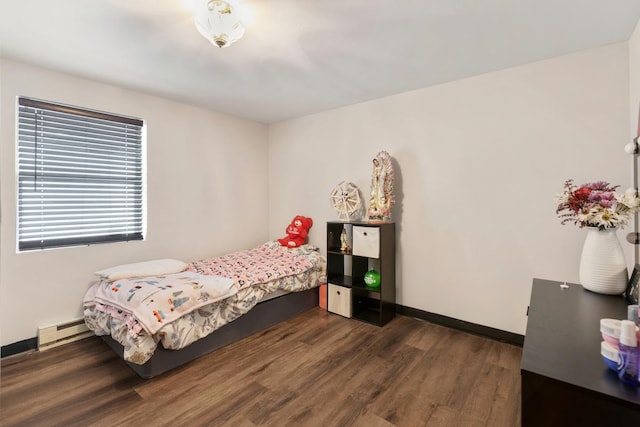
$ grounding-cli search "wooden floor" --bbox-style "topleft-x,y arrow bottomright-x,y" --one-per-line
1,309 -> 522,427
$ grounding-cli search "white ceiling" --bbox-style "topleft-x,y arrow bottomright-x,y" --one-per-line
1,0 -> 640,124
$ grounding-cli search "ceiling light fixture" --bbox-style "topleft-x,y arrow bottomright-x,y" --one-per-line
194,0 -> 245,48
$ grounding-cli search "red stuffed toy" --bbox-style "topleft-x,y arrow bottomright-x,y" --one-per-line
278,216 -> 313,248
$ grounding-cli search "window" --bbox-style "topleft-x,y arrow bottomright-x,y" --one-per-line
17,97 -> 145,251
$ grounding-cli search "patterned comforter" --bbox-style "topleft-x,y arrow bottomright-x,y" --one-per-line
83,241 -> 326,365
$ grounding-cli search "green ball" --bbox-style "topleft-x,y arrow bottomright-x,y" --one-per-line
364,269 -> 381,288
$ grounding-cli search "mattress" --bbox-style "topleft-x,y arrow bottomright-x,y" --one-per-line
84,241 -> 326,365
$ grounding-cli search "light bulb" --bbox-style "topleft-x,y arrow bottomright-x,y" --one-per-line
625,142 -> 639,155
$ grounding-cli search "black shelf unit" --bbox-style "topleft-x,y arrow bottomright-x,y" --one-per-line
326,221 -> 395,326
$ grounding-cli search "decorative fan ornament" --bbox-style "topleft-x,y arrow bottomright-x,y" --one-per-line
330,181 -> 362,220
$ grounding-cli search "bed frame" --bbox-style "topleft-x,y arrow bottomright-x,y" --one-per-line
101,287 -> 319,378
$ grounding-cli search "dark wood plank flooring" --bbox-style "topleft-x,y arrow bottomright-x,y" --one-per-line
1,309 -> 522,426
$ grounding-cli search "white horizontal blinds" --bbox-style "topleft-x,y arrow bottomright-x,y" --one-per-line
17,97 -> 144,251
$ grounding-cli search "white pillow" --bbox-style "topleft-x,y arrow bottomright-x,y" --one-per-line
95,259 -> 188,281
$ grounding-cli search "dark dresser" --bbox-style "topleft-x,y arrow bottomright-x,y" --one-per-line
521,278 -> 640,425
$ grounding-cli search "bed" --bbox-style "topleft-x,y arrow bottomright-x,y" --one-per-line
83,241 -> 326,378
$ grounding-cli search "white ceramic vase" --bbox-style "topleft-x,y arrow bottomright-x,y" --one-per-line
579,227 -> 628,295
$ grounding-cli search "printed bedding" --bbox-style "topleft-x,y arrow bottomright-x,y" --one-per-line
83,241 -> 326,365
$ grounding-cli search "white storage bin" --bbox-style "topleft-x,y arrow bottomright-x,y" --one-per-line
327,283 -> 352,318
352,226 -> 380,258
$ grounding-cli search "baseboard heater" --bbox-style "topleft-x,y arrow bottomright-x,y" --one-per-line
38,318 -> 93,351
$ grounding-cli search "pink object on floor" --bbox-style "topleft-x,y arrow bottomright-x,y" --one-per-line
319,284 -> 327,310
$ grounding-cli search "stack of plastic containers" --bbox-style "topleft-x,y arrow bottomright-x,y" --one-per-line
600,305 -> 640,386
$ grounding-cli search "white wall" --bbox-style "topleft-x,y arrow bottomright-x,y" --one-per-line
1,37 -> 636,347
0,59 -> 269,346
631,19 -> 640,138
268,43 -> 631,335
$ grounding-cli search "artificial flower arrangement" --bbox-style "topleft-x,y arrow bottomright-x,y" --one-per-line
556,179 -> 640,230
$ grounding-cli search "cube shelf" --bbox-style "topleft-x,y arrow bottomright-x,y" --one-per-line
326,221 -> 395,326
